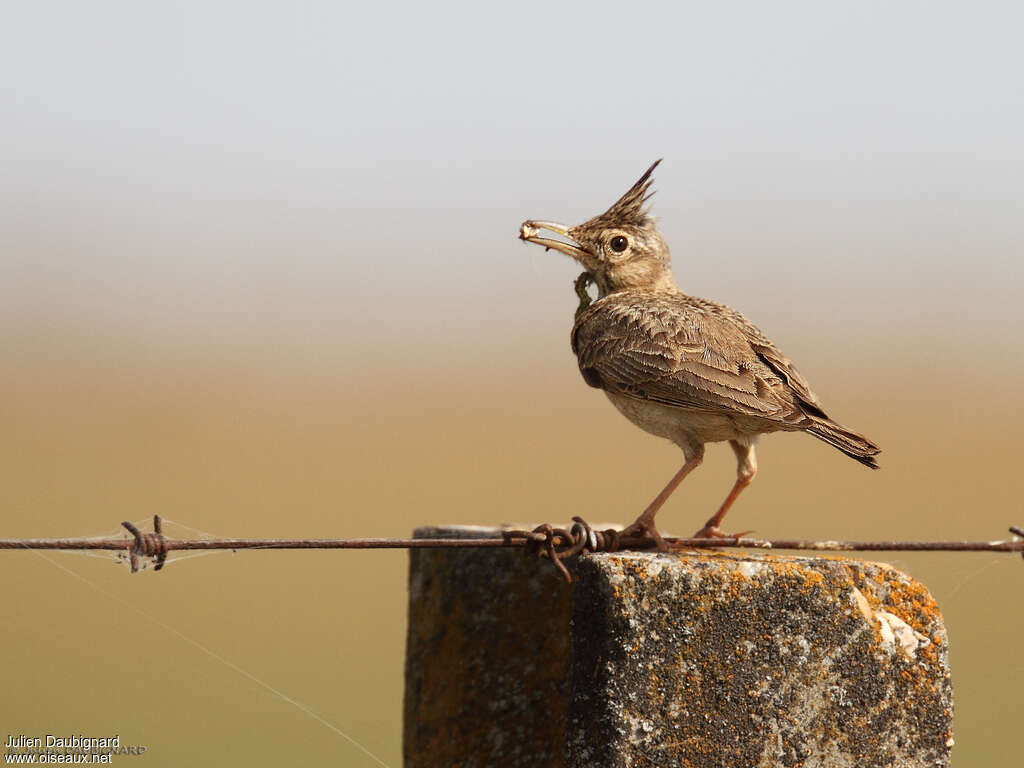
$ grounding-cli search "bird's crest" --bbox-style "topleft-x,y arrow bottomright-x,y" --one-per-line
588,159 -> 661,230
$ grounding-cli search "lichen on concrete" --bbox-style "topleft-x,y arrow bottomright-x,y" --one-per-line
566,551 -> 952,768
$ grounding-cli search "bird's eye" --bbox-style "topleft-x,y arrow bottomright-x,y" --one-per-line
609,235 -> 629,252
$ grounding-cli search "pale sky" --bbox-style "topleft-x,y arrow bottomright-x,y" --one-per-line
2,1 -> 1022,360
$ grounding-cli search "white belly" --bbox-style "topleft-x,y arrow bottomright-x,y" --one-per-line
604,391 -> 760,447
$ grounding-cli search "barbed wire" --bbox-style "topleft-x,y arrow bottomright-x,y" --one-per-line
1,516 -> 1021,581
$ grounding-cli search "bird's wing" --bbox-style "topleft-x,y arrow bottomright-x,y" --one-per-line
571,293 -> 811,423
706,301 -> 828,416
747,341 -> 827,417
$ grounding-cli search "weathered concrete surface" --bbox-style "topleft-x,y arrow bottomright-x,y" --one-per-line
403,526 -> 574,768
567,551 -> 952,768
404,527 -> 952,768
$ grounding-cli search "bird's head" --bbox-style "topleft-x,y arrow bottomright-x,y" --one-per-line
520,159 -> 676,297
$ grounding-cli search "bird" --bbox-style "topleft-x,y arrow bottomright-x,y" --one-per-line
519,160 -> 880,548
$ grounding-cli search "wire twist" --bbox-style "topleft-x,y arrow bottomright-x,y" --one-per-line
505,517 -> 623,582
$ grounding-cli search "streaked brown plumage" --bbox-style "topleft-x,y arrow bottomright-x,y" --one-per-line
520,160 -> 879,547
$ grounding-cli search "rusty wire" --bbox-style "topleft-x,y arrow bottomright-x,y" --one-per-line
0,516 -> 1021,580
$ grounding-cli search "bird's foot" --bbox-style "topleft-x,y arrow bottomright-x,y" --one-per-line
691,524 -> 753,540
620,517 -> 669,552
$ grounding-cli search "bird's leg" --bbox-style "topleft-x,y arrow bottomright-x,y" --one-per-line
621,446 -> 704,551
693,440 -> 757,539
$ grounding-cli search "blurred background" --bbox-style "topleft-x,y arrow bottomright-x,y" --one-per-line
2,1 -> 1022,765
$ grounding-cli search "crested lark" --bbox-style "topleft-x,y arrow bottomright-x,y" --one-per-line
520,160 -> 879,548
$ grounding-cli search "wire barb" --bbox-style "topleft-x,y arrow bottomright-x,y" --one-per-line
1010,526 -> 1024,560
121,516 -> 168,572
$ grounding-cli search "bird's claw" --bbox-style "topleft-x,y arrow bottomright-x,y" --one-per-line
692,525 -> 753,540
621,518 -> 669,552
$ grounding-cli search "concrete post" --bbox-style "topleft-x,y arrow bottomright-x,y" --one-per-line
403,526 -> 953,768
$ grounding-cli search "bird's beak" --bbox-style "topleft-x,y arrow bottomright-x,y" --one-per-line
519,220 -> 589,262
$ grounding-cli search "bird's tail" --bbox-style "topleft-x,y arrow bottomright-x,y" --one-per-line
806,418 -> 881,469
